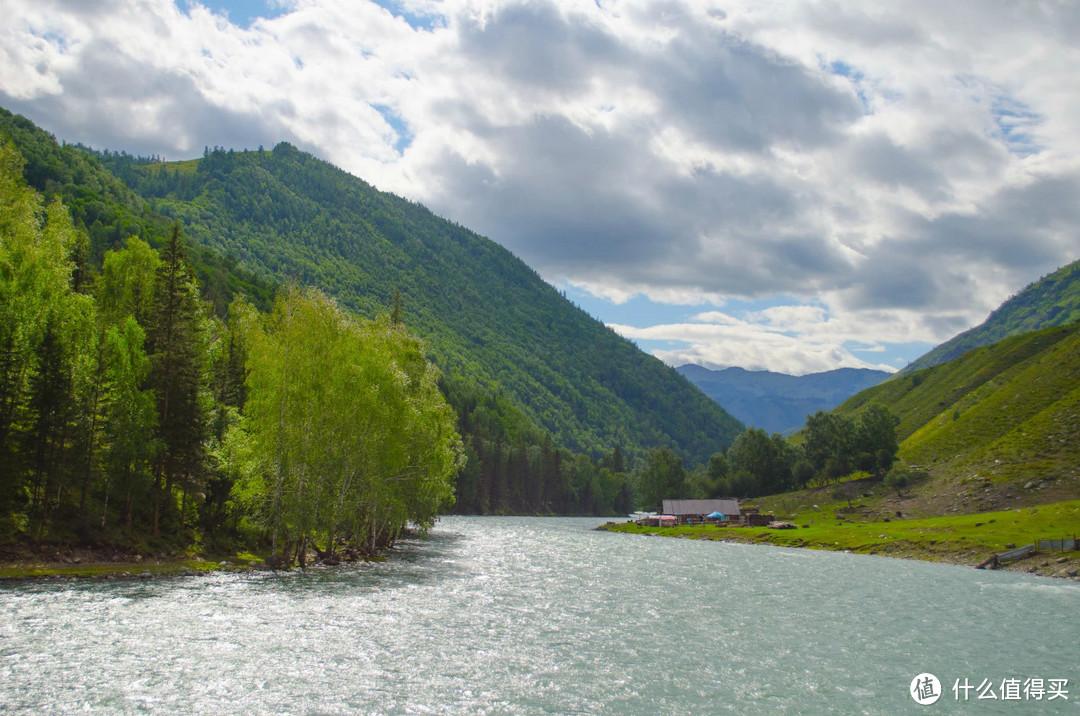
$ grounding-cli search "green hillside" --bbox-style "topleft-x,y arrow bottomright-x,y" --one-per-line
0,109 -> 741,467
836,323 -> 1080,491
94,143 -> 742,464
902,258 -> 1080,374
0,108 -> 275,314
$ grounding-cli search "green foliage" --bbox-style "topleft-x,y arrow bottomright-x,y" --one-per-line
633,447 -> 686,510
0,141 -> 99,536
836,323 -> 1080,486
727,428 -> 799,497
1,112 -> 663,527
0,108 -> 275,315
0,141 -> 465,556
883,468 -> 910,496
96,141 -> 742,465
800,403 -> 899,483
228,286 -> 461,559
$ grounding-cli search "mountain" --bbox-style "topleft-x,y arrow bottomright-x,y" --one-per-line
834,322 -> 1080,504
0,110 -> 742,466
677,364 -> 889,434
0,108 -> 276,314
901,258 -> 1080,374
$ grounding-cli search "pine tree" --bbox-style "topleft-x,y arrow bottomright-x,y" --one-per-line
146,226 -> 208,537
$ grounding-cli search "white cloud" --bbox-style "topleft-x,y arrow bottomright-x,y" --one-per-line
607,297 -> 939,374
1,0 -> 1079,371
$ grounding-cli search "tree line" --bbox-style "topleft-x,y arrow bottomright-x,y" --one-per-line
0,142 -> 460,561
631,403 -> 900,510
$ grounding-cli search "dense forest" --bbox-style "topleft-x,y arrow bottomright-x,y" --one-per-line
0,108 -> 913,554
0,107 -> 749,528
90,139 -> 743,465
0,109 -> 661,524
0,140 -> 465,561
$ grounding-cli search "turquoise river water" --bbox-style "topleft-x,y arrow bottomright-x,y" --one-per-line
1,516 -> 1078,714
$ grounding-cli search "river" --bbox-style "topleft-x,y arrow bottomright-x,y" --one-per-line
1,516 -> 1077,714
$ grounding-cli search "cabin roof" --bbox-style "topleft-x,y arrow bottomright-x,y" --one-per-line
662,499 -> 740,516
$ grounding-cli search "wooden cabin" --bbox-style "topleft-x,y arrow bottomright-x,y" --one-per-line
662,499 -> 741,524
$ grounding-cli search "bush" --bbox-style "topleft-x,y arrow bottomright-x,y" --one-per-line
884,469 -> 911,496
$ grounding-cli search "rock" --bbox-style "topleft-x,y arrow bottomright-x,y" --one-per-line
219,560 -> 230,567
1067,568 -> 1079,577
134,554 -> 142,562
1005,543 -> 1016,549
1023,481 -> 1035,489
1056,557 -> 1068,564
975,522 -> 983,527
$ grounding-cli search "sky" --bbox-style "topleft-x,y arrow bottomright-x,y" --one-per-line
2,0 -> 1079,375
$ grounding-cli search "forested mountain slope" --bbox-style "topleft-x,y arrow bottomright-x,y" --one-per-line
0,108 -> 275,314
902,258 -> 1080,374
93,143 -> 742,464
835,323 -> 1080,492
677,364 -> 889,434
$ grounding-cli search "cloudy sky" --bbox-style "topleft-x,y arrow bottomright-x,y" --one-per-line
3,0 -> 1079,374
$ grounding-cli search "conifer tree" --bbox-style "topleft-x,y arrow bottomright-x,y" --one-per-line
146,225 -> 208,536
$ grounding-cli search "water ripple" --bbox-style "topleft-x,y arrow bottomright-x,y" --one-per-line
0,516 -> 1077,714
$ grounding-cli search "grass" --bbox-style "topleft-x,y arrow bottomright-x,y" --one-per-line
601,500 -> 1080,566
0,554 -> 257,581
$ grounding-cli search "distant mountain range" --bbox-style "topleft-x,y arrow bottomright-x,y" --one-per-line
676,364 -> 890,434
901,258 -> 1080,374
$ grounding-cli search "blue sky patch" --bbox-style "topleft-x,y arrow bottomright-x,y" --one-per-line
188,0 -> 290,28
372,104 -> 414,154
991,95 -> 1041,156
369,0 -> 445,31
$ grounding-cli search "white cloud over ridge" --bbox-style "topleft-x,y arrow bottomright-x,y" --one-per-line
2,0 -> 1079,374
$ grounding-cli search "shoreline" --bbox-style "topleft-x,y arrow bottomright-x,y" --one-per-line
0,555 -> 262,583
596,518 -> 1080,581
0,545 -> 390,584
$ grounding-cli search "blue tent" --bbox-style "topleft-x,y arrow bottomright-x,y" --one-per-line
706,510 -> 727,520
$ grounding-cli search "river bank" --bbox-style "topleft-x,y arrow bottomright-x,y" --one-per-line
598,499 -> 1080,580
0,543 -> 263,582
0,536 -> 406,582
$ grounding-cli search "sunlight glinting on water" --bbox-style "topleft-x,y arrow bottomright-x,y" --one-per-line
2,517 -> 1078,714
